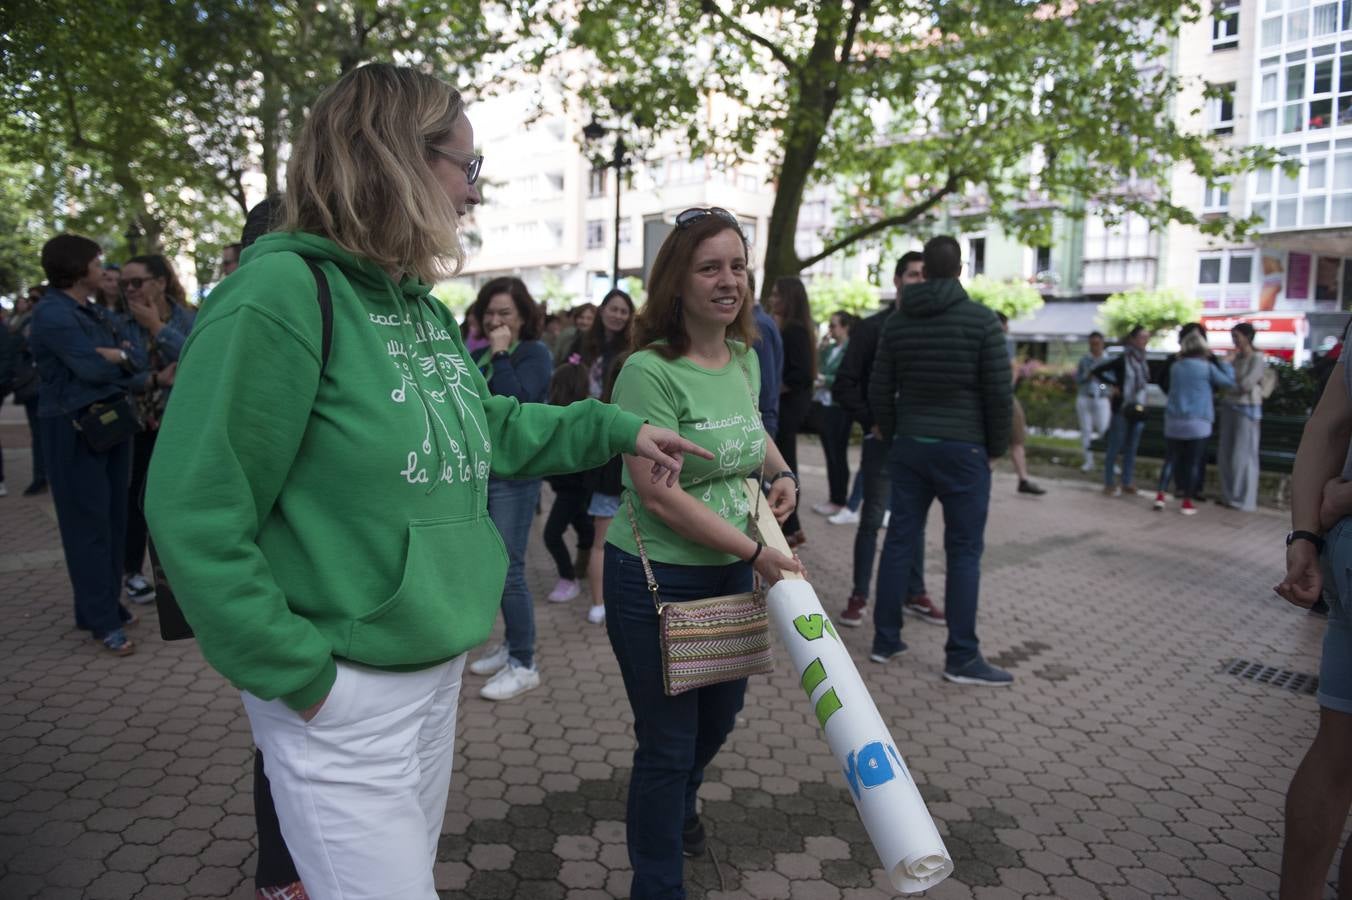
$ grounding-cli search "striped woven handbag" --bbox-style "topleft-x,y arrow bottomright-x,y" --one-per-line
624,488 -> 773,697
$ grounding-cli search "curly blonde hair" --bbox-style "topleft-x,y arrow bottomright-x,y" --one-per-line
282,63 -> 467,281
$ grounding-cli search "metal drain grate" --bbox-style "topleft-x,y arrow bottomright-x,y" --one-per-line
1221,659 -> 1319,695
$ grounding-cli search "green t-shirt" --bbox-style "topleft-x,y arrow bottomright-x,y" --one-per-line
608,342 -> 765,566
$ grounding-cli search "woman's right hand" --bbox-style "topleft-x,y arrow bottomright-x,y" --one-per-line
298,692 -> 327,722
754,545 -> 804,586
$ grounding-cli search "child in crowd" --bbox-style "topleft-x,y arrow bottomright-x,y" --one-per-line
542,356 -> 597,609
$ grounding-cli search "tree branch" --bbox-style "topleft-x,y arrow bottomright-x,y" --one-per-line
53,67 -> 109,155
700,0 -> 798,73
837,0 -> 870,66
796,173 -> 959,270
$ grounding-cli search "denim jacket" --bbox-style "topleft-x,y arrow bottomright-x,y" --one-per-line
1163,356 -> 1234,424
29,288 -> 149,417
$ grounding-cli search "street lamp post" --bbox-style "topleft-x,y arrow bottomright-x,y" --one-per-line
125,222 -> 142,257
583,118 -> 628,290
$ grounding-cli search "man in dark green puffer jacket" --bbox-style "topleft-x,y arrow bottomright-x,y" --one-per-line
866,235 -> 1015,686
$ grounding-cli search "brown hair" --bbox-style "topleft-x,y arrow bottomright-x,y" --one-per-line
632,216 -> 757,359
470,276 -> 543,342
126,254 -> 187,305
773,276 -> 817,382
578,288 -> 635,364
281,63 -> 467,282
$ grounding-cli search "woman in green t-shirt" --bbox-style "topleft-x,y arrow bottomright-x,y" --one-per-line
604,207 -> 804,898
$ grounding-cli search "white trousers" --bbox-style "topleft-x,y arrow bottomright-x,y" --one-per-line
242,655 -> 466,900
1076,395 -> 1112,456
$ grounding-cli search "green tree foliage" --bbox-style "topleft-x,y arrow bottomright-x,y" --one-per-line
1098,287 -> 1201,339
965,276 -> 1044,320
0,0 -> 499,271
806,277 -> 881,323
431,280 -> 476,317
511,0 -> 1268,296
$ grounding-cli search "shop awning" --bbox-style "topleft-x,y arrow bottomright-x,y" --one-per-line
1007,301 -> 1103,342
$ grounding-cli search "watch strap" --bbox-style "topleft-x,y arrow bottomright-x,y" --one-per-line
1288,530 -> 1325,553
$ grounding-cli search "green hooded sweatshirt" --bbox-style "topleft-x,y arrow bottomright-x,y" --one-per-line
145,233 -> 643,710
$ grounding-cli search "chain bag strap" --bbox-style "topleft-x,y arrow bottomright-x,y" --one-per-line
624,346 -> 774,696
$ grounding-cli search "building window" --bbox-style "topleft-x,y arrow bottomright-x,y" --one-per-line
1213,0 -> 1240,51
586,219 -> 606,250
1209,83 -> 1236,134
969,237 -> 986,276
742,219 -> 758,248
588,168 -> 606,198
1196,250 -> 1257,311
1035,245 -> 1052,274
618,217 -> 632,246
1203,178 -> 1231,213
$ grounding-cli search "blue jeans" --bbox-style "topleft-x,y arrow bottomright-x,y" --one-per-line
1103,413 -> 1146,488
41,414 -> 133,637
487,477 -> 542,668
874,438 -> 990,668
852,434 -> 921,598
603,544 -> 750,900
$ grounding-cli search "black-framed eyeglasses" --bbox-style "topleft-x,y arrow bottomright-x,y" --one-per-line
675,207 -> 742,234
427,145 -> 483,185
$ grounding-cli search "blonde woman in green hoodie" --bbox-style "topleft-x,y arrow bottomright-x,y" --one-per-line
144,63 -> 708,900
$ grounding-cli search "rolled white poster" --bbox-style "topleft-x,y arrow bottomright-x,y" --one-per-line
746,481 -> 953,893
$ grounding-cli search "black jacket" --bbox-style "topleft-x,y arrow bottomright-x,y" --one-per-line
832,306 -> 893,431
867,279 -> 1012,458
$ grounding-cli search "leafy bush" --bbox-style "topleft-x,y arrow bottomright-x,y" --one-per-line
966,276 -> 1044,320
1098,287 -> 1200,340
431,281 -> 475,316
807,278 -> 882,323
1266,360 -> 1316,416
1015,368 -> 1079,433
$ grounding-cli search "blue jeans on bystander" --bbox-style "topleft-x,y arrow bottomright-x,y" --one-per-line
487,477 -> 543,668
874,437 -> 989,669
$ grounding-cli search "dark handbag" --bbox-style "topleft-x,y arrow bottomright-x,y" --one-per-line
73,395 -> 142,452
11,360 -> 38,404
1123,402 -> 1148,423
622,355 -> 773,697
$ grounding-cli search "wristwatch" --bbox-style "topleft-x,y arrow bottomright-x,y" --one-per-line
1286,530 -> 1325,553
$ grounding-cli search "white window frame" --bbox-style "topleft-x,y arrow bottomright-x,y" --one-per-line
1209,83 -> 1237,134
1202,177 -> 1232,213
1212,0 -> 1240,51
585,219 -> 606,250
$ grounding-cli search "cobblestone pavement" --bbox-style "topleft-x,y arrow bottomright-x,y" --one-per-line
0,403 -> 1337,898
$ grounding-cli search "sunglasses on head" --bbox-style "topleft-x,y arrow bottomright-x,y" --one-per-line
427,145 -> 484,185
675,207 -> 742,234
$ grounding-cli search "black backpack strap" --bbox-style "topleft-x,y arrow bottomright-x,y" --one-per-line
302,259 -> 332,373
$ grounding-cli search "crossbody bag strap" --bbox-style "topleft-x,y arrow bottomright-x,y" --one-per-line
624,493 -> 663,611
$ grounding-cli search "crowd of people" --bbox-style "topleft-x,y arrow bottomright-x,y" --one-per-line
1,58 -> 1343,900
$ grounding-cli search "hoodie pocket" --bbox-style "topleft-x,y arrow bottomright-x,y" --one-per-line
346,515 -> 508,666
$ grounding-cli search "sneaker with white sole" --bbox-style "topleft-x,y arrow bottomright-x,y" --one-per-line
586,605 -> 605,625
882,510 -> 891,528
839,593 -> 868,627
869,641 -> 908,664
125,574 -> 156,604
828,507 -> 860,525
943,656 -> 1013,686
547,578 -> 581,603
903,595 -> 945,625
1180,499 -> 1198,516
479,660 -> 540,701
1152,491 -> 1166,511
0,481 -> 7,497
812,502 -> 843,516
469,642 -> 510,676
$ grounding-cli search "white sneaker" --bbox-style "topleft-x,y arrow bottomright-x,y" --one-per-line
125,573 -> 156,604
1080,459 -> 1093,473
827,507 -> 860,525
479,661 -> 540,701
587,605 -> 605,625
547,579 -> 581,603
469,642 -> 510,676
812,502 -> 842,516
882,511 -> 891,528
